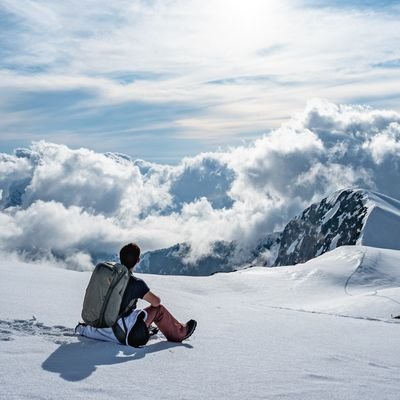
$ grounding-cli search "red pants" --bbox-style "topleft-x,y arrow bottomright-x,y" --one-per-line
144,305 -> 186,342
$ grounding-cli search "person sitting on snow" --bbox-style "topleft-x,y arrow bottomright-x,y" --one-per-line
76,242 -> 197,347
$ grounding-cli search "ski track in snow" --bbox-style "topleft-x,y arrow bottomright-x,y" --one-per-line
343,247 -> 366,296
265,304 -> 400,324
343,247 -> 400,308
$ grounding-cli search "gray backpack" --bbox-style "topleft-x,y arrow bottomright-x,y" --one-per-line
81,262 -> 129,328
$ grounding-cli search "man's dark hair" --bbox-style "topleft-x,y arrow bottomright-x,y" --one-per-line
120,243 -> 141,270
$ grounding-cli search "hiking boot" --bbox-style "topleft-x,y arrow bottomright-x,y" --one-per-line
149,325 -> 159,336
182,319 -> 197,340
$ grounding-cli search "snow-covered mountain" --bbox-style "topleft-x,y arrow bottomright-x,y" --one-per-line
275,189 -> 400,266
1,245 -> 400,399
138,189 -> 400,275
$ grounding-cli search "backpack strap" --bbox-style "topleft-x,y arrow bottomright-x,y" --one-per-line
112,317 -> 128,345
120,298 -> 136,318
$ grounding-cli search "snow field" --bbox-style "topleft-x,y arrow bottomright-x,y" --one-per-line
1,245 -> 400,399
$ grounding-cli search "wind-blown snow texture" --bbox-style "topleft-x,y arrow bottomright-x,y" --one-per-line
1,99 -> 400,270
1,246 -> 400,399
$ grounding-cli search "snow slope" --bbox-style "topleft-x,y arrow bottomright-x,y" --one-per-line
361,191 -> 400,250
1,246 -> 400,400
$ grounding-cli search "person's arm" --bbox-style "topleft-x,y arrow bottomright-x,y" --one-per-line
143,291 -> 161,307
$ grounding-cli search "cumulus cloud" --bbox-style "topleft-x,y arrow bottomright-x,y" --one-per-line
362,122 -> 400,164
0,151 -> 33,209
20,142 -> 173,217
1,99 -> 400,270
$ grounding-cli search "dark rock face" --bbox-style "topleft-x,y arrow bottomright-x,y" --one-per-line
274,189 -> 368,266
251,232 -> 282,267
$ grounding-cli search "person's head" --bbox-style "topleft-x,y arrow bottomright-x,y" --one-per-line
119,242 -> 141,270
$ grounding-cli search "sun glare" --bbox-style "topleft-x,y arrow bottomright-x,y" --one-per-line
205,0 -> 285,55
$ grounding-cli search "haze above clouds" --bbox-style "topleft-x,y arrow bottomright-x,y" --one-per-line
1,100 -> 400,269
0,0 -> 400,161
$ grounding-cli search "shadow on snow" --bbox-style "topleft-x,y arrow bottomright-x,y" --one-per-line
42,337 -> 193,381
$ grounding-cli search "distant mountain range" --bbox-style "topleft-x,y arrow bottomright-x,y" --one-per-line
136,189 -> 400,275
136,232 -> 281,276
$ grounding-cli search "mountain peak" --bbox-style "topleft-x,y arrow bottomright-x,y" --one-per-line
275,188 -> 400,266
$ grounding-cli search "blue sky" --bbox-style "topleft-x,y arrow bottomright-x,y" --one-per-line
0,0 -> 400,163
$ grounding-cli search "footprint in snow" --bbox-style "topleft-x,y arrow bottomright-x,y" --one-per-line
0,317 -> 75,343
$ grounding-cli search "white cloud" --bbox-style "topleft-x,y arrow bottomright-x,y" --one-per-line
1,100 -> 400,269
0,151 -> 34,209
15,141 -> 173,219
362,122 -> 400,164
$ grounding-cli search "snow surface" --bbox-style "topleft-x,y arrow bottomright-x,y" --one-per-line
361,191 -> 400,250
1,246 -> 400,399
